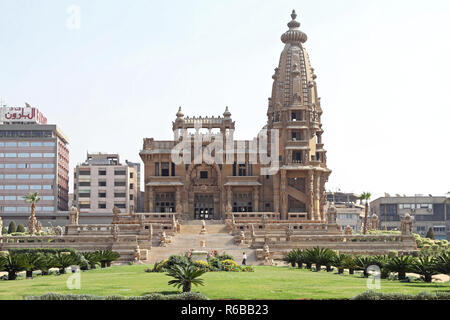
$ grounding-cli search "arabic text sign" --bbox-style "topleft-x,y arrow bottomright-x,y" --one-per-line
0,107 -> 47,124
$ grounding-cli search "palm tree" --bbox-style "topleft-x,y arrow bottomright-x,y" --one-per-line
359,192 -> 372,234
0,253 -> 26,280
83,252 -> 101,269
23,253 -> 44,279
51,252 -> 78,274
283,250 -> 298,267
410,256 -> 439,283
306,247 -> 335,272
435,252 -> 450,276
167,264 -> 206,293
96,250 -> 120,268
23,192 -> 40,236
35,253 -> 54,275
332,253 -> 352,274
372,255 -> 390,279
386,255 -> 415,281
354,255 -> 376,278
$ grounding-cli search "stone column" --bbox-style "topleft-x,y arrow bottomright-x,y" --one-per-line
148,187 -> 154,212
175,187 -> 182,215
273,174 -> 280,217
280,170 -> 288,220
314,173 -> 321,221
253,186 -> 259,212
226,186 -> 232,217
307,170 -> 314,220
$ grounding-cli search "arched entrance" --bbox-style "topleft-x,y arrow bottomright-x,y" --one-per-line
185,163 -> 222,220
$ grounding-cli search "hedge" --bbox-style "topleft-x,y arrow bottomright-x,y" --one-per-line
352,290 -> 450,300
25,292 -> 209,300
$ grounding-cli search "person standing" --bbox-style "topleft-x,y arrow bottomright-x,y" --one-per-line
242,252 -> 247,265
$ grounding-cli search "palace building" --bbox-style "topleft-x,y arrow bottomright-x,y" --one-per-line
140,11 -> 331,222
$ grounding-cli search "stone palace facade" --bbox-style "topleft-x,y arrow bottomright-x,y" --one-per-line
140,11 -> 331,222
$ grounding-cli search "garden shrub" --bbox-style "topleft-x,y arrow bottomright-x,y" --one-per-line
352,290 -> 450,300
25,292 -> 209,300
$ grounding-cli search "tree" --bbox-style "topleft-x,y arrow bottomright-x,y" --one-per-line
16,224 -> 25,233
386,255 -> 415,281
23,192 -> 40,235
23,253 -> 44,279
359,192 -> 372,234
51,252 -> 78,274
425,227 -> 435,240
96,250 -> 120,268
435,252 -> 450,276
410,256 -> 438,283
167,264 -> 206,293
283,250 -> 299,267
8,221 -> 17,234
0,253 -> 26,280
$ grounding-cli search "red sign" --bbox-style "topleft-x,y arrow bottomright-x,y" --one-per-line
0,107 -> 48,124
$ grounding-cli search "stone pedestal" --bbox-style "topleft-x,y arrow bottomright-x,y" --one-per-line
200,240 -> 206,248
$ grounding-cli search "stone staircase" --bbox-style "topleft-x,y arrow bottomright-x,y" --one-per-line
146,223 -> 259,265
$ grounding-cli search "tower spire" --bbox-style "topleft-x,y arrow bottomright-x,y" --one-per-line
281,9 -> 307,44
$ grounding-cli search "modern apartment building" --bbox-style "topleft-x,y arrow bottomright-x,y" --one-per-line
0,104 -> 69,225
326,192 -> 360,205
370,195 -> 450,240
73,153 -> 138,215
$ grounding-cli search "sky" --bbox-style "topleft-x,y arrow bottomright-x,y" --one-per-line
0,0 -> 449,200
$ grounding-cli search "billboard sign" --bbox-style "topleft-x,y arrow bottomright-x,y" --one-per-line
0,106 -> 48,124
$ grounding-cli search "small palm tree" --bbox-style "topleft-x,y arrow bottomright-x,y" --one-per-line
0,253 -> 27,280
283,250 -> 299,267
96,250 -> 120,268
354,255 -> 376,278
435,252 -> 450,276
306,247 -> 335,272
23,192 -> 40,235
23,253 -> 44,279
410,256 -> 439,283
35,253 -> 54,275
372,255 -> 390,279
386,255 -> 415,281
167,264 -> 206,293
359,192 -> 372,234
332,253 -> 352,274
51,252 -> 78,274
83,252 -> 101,269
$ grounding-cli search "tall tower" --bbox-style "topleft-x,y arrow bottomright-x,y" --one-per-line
267,10 -> 331,221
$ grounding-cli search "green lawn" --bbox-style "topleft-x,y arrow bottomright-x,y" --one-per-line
0,265 -> 449,300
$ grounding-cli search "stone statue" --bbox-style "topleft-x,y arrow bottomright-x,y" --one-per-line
200,220 -> 207,235
327,205 -> 337,224
69,206 -> 79,225
0,217 -> 3,236
35,221 -> 42,233
160,231 -> 168,247
370,213 -> 379,230
285,224 -> 294,241
239,231 -> 246,244
112,224 -> 120,242
54,226 -> 63,236
134,246 -> 140,262
344,225 -> 353,235
112,206 -> 121,224
401,213 -> 414,236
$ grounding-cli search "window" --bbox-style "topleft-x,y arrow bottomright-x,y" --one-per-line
5,174 -> 17,179
161,162 -> 169,176
18,153 -> 29,158
5,185 -> 16,190
115,203 -> 126,209
155,162 -> 160,176
5,164 -> 17,168
18,174 -> 29,179
43,174 -> 55,179
18,185 -> 29,190
79,181 -> 90,187
43,163 -> 54,168
130,194 -> 134,200
130,172 -> 134,179
17,163 -> 26,168
42,196 -> 54,200
114,170 -> 126,175
43,185 -> 52,190
44,153 -> 55,157
98,203 -> 106,209
98,192 -> 107,198
5,153 -> 17,157
129,183 -> 134,190
30,185 -> 42,190
79,170 -> 90,176
200,171 -> 208,179
30,163 -> 43,168
79,204 -> 90,209
31,142 -> 43,147
171,162 -> 176,176
114,193 -> 126,198
4,207 -> 17,212
114,181 -> 126,187
99,169 -> 106,176
99,181 -> 107,187
238,164 -> 246,177
5,196 -> 17,200
18,142 -> 30,147
43,142 -> 55,147
5,142 -> 17,147
78,193 -> 90,198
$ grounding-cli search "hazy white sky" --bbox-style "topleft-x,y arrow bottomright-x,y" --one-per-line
1,0 -> 449,199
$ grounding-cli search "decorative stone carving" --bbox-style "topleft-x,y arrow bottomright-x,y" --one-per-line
112,224 -> 120,242
370,213 -> 379,230
200,220 -> 207,235
134,246 -> 140,262
401,213 -> 414,236
160,231 -> 168,247
35,221 -> 42,233
327,205 -> 337,224
344,225 -> 353,235
285,224 -> 293,241
0,217 -> 3,236
69,206 -> 79,226
112,206 -> 121,224
54,226 -> 63,236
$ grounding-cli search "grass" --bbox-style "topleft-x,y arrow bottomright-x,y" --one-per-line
0,265 -> 449,300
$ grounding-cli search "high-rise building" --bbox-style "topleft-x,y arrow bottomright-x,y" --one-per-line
73,153 -> 138,215
140,11 -> 331,221
0,103 -> 69,225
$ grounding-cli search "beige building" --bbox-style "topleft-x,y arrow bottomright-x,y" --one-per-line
140,11 -> 331,221
73,153 -> 138,215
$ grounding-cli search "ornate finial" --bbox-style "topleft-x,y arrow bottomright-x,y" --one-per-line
223,106 -> 231,118
176,106 -> 184,119
281,9 -> 307,44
